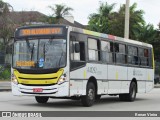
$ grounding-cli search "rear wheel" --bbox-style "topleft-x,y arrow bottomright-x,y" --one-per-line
81,82 -> 95,107
128,82 -> 137,101
35,96 -> 49,103
119,82 -> 137,101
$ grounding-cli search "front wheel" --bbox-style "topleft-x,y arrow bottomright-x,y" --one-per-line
35,96 -> 49,103
95,95 -> 101,101
81,82 -> 95,107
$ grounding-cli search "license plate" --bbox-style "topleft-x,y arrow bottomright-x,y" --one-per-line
33,88 -> 43,93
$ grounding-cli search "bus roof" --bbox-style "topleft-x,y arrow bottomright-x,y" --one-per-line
72,26 -> 153,48
15,25 -> 152,48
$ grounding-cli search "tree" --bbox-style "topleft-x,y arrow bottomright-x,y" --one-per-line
151,23 -> 160,61
135,24 -> 157,43
88,2 -> 115,33
0,0 -> 13,15
108,3 -> 145,39
48,4 -> 73,24
88,2 -> 147,41
0,0 -> 14,55
88,1 -> 160,61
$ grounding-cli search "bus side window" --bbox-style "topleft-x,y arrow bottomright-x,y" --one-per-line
70,33 -> 86,71
149,49 -> 153,68
71,40 -> 85,61
100,41 -> 114,63
88,38 -> 100,61
101,41 -> 109,63
144,49 -> 149,66
114,43 -> 119,52
71,41 -> 80,60
115,43 -> 126,64
128,46 -> 139,65
139,48 -> 149,66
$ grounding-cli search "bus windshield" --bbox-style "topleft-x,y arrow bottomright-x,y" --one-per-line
13,39 -> 66,69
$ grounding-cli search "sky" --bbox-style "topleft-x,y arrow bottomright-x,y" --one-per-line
3,0 -> 160,28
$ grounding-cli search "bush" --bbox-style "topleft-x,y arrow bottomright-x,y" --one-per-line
0,64 -> 11,80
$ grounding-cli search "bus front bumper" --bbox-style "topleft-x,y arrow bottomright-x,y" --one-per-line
11,82 -> 69,97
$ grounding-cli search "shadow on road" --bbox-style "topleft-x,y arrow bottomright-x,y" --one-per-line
20,96 -> 148,108
21,99 -> 82,108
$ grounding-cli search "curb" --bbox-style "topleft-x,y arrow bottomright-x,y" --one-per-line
0,89 -> 11,91
154,85 -> 160,88
0,81 -> 11,91
0,86 -> 11,91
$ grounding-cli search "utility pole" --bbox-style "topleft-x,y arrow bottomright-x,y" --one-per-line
124,0 -> 130,39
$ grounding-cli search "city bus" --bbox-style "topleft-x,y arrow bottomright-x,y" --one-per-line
11,25 -> 154,107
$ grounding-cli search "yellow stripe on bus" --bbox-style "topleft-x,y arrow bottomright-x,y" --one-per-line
14,69 -> 64,85
83,29 -> 101,37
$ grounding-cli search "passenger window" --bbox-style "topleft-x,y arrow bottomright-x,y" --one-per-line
128,46 -> 139,65
101,41 -> 110,52
88,38 -> 100,61
101,41 -> 113,63
71,41 -> 79,60
71,41 -> 85,61
115,43 -> 126,64
139,48 -> 149,66
70,33 -> 86,71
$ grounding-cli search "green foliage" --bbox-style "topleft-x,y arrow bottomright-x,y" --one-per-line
0,0 -> 12,13
87,1 -> 160,68
135,24 -> 157,42
88,2 -> 115,33
47,4 -> 73,24
0,42 -> 4,51
155,61 -> 160,74
0,67 -> 11,80
0,69 -> 10,79
129,4 -> 145,39
88,1 -> 155,43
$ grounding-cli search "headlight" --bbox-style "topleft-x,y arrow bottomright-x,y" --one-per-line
58,73 -> 67,84
11,74 -> 18,85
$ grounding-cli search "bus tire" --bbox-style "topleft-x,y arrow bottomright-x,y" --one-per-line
71,96 -> 81,100
127,82 -> 137,101
81,82 -> 95,107
119,94 -> 126,101
95,95 -> 101,101
35,96 -> 49,103
119,82 -> 137,101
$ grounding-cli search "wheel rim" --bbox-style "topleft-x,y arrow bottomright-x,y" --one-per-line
88,88 -> 94,100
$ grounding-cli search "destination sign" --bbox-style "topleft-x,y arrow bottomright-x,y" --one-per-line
19,27 -> 63,37
16,61 -> 35,67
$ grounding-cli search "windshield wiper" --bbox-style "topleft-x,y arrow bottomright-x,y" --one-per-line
26,39 -> 35,61
31,43 -> 35,60
43,44 -> 46,60
58,44 -> 65,68
58,51 -> 63,68
26,39 -> 30,50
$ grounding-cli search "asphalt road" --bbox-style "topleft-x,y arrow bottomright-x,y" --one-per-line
0,88 -> 160,111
